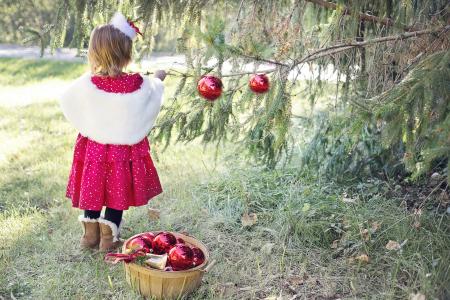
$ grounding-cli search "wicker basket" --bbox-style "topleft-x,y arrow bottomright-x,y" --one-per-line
122,232 -> 215,300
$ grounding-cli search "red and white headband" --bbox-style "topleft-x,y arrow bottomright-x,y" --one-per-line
110,12 -> 142,40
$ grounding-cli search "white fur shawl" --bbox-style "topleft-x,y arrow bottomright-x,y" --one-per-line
59,72 -> 164,145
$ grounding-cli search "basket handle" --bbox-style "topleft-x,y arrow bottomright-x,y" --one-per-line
200,259 -> 216,273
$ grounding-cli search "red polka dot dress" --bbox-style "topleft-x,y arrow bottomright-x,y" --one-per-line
61,73 -> 163,211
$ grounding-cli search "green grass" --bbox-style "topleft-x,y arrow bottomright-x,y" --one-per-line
0,58 -> 449,299
0,58 -> 88,86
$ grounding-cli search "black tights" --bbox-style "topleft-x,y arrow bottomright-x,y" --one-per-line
84,207 -> 123,228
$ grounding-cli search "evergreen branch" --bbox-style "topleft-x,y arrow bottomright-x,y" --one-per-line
346,97 -> 371,112
224,27 -> 448,75
236,0 -> 245,22
232,26 -> 447,75
221,69 -> 277,77
364,50 -> 449,106
305,0 -> 418,31
287,0 -> 302,22
291,25 -> 449,68
144,68 -> 278,78
201,62 -> 219,77
145,26 -> 448,79
238,52 -> 289,67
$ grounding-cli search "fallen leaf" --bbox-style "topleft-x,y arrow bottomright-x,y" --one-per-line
331,239 -> 339,249
360,228 -> 369,241
354,254 -> 369,263
430,172 -> 442,185
342,197 -> 356,203
385,240 -> 401,251
410,292 -> 426,300
438,191 -> 449,204
302,203 -> 311,212
287,275 -> 304,287
147,208 -> 160,220
261,243 -> 275,255
263,297 -> 281,300
218,282 -> 235,298
241,212 -> 257,227
413,208 -> 422,216
371,221 -> 381,231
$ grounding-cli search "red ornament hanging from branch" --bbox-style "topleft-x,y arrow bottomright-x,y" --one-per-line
197,75 -> 223,101
249,73 -> 270,94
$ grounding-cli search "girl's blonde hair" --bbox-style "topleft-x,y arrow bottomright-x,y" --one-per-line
88,24 -> 132,77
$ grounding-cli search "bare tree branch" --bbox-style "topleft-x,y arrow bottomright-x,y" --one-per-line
292,25 -> 449,68
305,0 -> 418,31
146,26 -> 449,78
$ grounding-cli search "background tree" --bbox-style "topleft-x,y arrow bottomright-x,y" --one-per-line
0,0 -> 58,56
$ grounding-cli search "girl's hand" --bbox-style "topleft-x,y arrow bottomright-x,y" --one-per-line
154,70 -> 167,81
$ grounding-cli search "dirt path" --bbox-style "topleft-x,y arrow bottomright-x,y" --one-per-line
0,44 -> 82,61
0,44 -> 339,81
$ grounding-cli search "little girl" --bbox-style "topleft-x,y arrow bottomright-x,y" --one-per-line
59,12 -> 166,252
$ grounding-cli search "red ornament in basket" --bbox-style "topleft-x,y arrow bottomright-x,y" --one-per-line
126,236 -> 151,253
140,232 -> 156,247
152,232 -> 177,254
168,244 -> 194,271
191,247 -> 205,266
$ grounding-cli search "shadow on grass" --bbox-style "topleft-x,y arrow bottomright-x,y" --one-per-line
0,97 -> 142,297
0,202 -> 140,298
0,101 -> 73,213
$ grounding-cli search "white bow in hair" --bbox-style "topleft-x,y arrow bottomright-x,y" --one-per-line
110,12 -> 142,39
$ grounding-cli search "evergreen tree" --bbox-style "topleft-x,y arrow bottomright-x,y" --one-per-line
45,0 -> 449,181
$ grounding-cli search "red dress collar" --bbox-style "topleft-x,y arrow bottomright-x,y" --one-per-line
91,73 -> 143,93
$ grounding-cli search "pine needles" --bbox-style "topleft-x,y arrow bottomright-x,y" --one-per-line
302,50 -> 450,182
373,50 -> 450,182
42,0 -> 450,177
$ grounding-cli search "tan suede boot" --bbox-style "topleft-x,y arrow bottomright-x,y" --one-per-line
79,216 -> 100,250
98,217 -> 124,252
